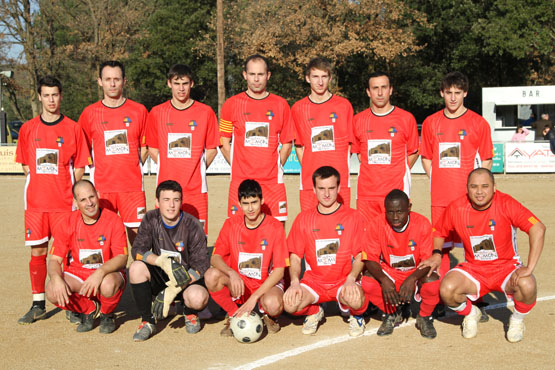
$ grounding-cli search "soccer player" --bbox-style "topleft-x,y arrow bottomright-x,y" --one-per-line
361,189 -> 440,339
45,180 -> 127,333
284,166 -> 368,337
291,57 -> 354,211
420,71 -> 493,276
78,61 -> 149,245
352,72 -> 419,222
420,168 -> 545,342
129,180 -> 210,341
219,54 -> 293,223
15,76 -> 91,324
146,64 -> 220,234
205,179 -> 289,336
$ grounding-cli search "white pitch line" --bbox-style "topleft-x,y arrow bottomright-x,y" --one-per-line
235,295 -> 555,370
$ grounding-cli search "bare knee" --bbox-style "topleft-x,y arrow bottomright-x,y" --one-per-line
260,291 -> 284,317
439,277 -> 458,302
204,267 -> 225,291
183,286 -> 209,310
100,273 -> 123,298
514,275 -> 537,302
129,261 -> 149,284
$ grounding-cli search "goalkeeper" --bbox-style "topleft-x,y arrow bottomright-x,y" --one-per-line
130,180 -> 210,341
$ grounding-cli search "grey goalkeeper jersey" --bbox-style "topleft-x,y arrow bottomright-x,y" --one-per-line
132,209 -> 210,277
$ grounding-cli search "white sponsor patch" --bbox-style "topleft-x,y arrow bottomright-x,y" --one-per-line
368,139 -> 391,164
315,238 -> 339,266
244,122 -> 269,147
137,207 -> 146,219
439,142 -> 461,168
167,133 -> 192,158
79,249 -> 104,269
389,254 -> 416,271
311,126 -> 335,152
279,201 -> 287,214
104,129 -> 129,155
238,252 -> 263,280
470,234 -> 498,261
160,249 -> 182,263
36,148 -> 59,174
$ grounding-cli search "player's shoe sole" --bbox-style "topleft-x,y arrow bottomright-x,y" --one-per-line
18,305 -> 46,325
462,305 -> 481,339
506,316 -> 525,343
133,321 -> 156,342
302,306 -> 324,335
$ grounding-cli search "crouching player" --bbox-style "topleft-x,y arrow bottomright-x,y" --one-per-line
46,180 -> 127,334
283,166 -> 369,337
205,179 -> 288,336
420,168 -> 545,342
129,180 -> 210,341
361,189 -> 440,338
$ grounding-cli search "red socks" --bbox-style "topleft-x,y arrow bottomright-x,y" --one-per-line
29,255 -> 47,295
419,280 -> 441,317
100,289 -> 123,314
210,286 -> 238,316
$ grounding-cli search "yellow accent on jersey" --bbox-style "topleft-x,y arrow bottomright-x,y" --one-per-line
528,216 -> 539,225
123,246 -> 128,255
219,119 -> 233,133
137,253 -> 143,261
87,156 -> 93,165
361,251 -> 367,261
285,257 -> 290,267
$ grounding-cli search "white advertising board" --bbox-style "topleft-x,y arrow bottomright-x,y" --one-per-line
505,142 -> 555,173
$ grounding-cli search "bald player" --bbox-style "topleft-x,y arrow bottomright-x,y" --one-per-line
352,72 -> 419,222
46,180 -> 127,333
420,168 -> 545,342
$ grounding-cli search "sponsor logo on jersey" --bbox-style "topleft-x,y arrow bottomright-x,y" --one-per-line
260,239 -> 268,251
489,219 -> 496,231
438,142 -> 461,168
56,136 -> 64,147
238,252 -> 263,279
167,133 -> 192,158
244,121 -> 269,147
123,116 -> 132,127
36,148 -> 59,175
315,239 -> 339,266
79,249 -> 104,269
34,138 -> 41,141
458,129 -> 467,140
329,112 -> 338,123
387,244 -> 395,249
470,235 -> 498,261
266,110 -> 274,120
104,130 -> 130,155
466,225 -> 474,228
238,241 -> 245,245
188,120 -> 197,131
312,228 -> 320,232
176,241 -> 184,252
388,127 -> 397,137
97,235 -> 106,246
390,254 -> 416,271
368,139 -> 391,164
311,126 -> 335,152
279,201 -> 287,213
77,238 -> 85,242
166,122 -> 174,126
100,121 -> 109,125
408,240 -> 416,251
335,224 -> 344,235
242,112 -> 251,116
137,207 -> 146,219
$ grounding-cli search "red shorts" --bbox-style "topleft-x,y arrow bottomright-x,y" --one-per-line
24,210 -> 69,246
447,261 -> 520,301
228,180 -> 287,221
99,191 -> 146,228
299,187 -> 351,212
356,199 -> 384,224
232,276 -> 284,306
182,191 -> 208,235
300,273 -> 356,313
64,264 -> 126,288
431,205 -> 461,248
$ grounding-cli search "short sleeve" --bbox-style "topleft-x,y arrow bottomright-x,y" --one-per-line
219,99 -> 234,138
213,219 -> 232,258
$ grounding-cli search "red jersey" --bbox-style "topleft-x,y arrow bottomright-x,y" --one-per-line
15,115 -> 91,212
291,95 -> 354,190
420,109 -> 493,207
288,205 -> 365,283
213,214 -> 289,289
219,92 -> 294,184
362,212 -> 432,272
78,99 -> 148,193
353,107 -> 418,200
146,101 -> 219,193
50,208 -> 127,269
434,191 -> 539,265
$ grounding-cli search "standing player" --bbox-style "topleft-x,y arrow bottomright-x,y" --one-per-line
291,57 -> 354,211
146,64 -> 220,235
219,55 -> 293,223
361,190 -> 440,339
15,76 -> 91,324
129,180 -> 210,341
352,72 -> 419,222
284,166 -> 368,337
46,180 -> 127,333
78,61 -> 149,245
421,169 -> 545,342
420,72 -> 493,277
205,179 -> 289,336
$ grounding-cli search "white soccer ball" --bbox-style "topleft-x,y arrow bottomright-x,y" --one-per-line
230,312 -> 264,343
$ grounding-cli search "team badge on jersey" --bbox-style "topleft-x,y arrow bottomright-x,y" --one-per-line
408,240 -> 416,251
368,139 -> 391,164
458,129 -> 467,140
315,239 -> 339,266
266,110 -> 274,121
311,126 -> 335,152
176,241 -> 185,252
489,219 -> 496,231
335,224 -> 344,235
36,148 -> 59,175
260,239 -> 268,251
167,133 -> 192,158
329,112 -> 338,123
231,205 -> 238,215
244,122 -> 269,147
470,235 -> 498,261
26,228 -> 31,238
97,235 -> 106,246
104,130 -> 130,155
238,252 -> 263,280
189,120 -> 197,131
390,254 -> 416,271
56,136 -> 64,147
124,116 -> 132,127
388,127 -> 397,137
80,249 -> 104,269
438,142 -> 461,168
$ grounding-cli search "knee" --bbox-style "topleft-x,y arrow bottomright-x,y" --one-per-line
183,287 -> 209,310
261,294 -> 283,317
129,261 -> 148,284
100,274 -> 123,298
516,275 -> 537,298
439,278 -> 457,301
204,268 -> 223,291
